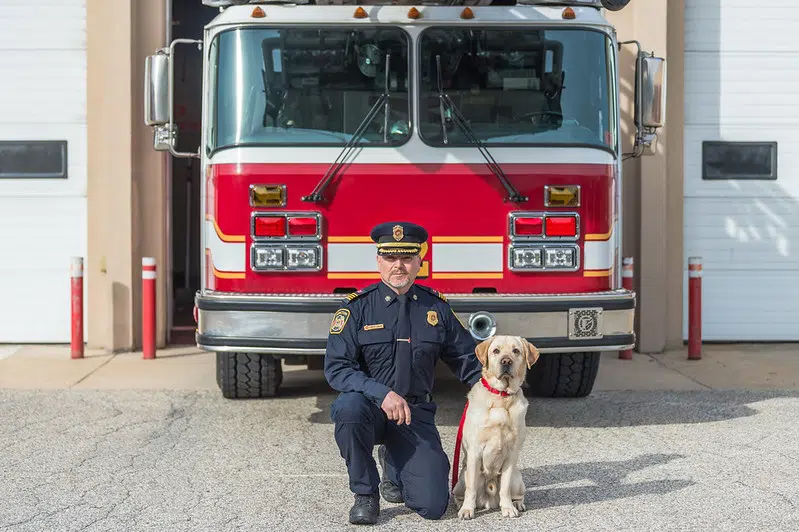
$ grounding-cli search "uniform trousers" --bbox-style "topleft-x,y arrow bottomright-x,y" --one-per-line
330,391 -> 450,520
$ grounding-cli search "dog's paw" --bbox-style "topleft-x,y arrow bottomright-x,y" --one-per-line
513,500 -> 526,512
458,506 -> 475,520
501,504 -> 520,518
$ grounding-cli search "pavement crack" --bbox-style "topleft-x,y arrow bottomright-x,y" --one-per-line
71,353 -> 118,388
735,480 -> 797,510
647,354 -> 712,390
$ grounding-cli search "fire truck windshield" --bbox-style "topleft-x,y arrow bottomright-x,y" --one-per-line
418,27 -> 616,151
209,27 -> 411,150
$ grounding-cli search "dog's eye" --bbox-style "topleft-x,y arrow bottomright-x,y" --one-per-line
512,348 -> 520,354
492,348 -> 500,354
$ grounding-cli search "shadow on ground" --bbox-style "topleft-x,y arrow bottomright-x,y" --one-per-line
275,367 -> 799,429
376,453 -> 694,522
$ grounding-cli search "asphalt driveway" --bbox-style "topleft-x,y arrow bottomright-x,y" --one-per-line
1,362 -> 797,531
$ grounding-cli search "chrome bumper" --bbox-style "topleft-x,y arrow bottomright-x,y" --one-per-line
195,289 -> 635,355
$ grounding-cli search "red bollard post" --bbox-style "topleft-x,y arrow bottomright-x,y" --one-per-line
688,256 -> 702,360
71,257 -> 84,359
142,257 -> 157,359
620,257 -> 634,360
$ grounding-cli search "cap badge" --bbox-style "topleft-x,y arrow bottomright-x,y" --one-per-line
393,224 -> 404,241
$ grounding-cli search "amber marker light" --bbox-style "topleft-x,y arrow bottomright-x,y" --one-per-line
562,7 -> 576,19
250,185 -> 286,207
461,7 -> 474,19
545,185 -> 580,207
251,6 -> 266,18
354,7 -> 368,18
408,7 -> 422,19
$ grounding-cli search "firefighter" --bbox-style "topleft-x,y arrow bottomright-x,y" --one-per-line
324,221 -> 483,525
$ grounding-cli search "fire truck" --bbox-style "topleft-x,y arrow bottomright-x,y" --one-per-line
144,0 -> 666,399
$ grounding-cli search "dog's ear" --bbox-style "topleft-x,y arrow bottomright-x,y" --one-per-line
522,339 -> 540,369
474,338 -> 493,367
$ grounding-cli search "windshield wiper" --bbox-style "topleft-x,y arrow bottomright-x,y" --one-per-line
303,54 -> 391,204
435,55 -> 528,204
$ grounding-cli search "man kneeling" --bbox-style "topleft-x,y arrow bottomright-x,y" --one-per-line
324,222 -> 483,524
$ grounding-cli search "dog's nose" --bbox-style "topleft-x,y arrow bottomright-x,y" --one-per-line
500,356 -> 513,367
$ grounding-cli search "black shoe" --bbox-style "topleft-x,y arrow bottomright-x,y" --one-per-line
349,493 -> 380,525
378,444 -> 404,503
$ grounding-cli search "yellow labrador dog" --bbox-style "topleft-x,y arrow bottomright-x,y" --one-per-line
453,335 -> 539,519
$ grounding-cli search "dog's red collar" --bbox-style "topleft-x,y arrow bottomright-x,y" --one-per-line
480,376 -> 511,397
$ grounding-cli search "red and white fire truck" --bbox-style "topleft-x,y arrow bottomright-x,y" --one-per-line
144,0 -> 666,399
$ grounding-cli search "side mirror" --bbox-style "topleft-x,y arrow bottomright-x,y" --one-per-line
143,39 -> 202,158
620,40 -> 667,157
639,55 -> 666,129
144,53 -> 169,126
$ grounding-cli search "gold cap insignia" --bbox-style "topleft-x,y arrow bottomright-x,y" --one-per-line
427,310 -> 439,326
393,224 -> 404,241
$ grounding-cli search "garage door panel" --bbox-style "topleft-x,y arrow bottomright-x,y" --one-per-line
685,1 -> 799,52
0,195 -> 86,342
0,4 -> 85,51
684,52 -> 799,127
685,198 -> 798,270
0,51 -> 85,126
682,272 -> 799,341
684,1 -> 799,340
0,0 -> 86,343
0,197 -> 87,268
0,272 -> 86,343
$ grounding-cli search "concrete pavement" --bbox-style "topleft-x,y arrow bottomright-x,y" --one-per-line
2,343 -> 799,531
1,342 -> 798,392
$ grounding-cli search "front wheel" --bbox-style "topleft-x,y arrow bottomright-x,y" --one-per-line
524,352 -> 600,398
217,352 -> 283,399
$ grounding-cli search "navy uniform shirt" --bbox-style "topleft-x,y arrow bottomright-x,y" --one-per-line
324,281 -> 482,407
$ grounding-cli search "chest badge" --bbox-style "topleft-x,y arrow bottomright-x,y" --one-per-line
427,310 -> 439,326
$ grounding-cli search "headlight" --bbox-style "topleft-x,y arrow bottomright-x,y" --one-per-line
545,247 -> 577,268
512,248 -> 542,269
253,247 -> 284,269
509,245 -> 579,270
287,247 -> 319,269
251,244 -> 322,271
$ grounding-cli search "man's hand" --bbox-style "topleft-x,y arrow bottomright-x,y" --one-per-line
381,391 -> 411,425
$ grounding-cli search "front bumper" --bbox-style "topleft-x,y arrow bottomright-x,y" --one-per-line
195,289 -> 636,355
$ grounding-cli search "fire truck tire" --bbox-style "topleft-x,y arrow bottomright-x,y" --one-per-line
217,352 -> 283,399
524,352 -> 600,398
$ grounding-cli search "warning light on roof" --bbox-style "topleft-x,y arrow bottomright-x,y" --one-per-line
408,7 -> 422,19
354,7 -> 368,18
251,6 -> 265,18
460,7 -> 474,19
562,7 -> 576,19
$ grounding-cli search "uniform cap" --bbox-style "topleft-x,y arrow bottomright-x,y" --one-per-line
370,221 -> 428,256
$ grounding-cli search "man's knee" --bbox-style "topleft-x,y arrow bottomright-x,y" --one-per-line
330,392 -> 379,424
408,488 -> 449,520
403,461 -> 450,520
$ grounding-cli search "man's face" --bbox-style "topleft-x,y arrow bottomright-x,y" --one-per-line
377,253 -> 422,292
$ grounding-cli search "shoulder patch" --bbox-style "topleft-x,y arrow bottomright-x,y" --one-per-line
329,309 -> 351,334
344,284 -> 378,304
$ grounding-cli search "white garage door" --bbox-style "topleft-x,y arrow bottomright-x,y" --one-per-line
683,0 -> 799,340
0,1 -> 87,342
